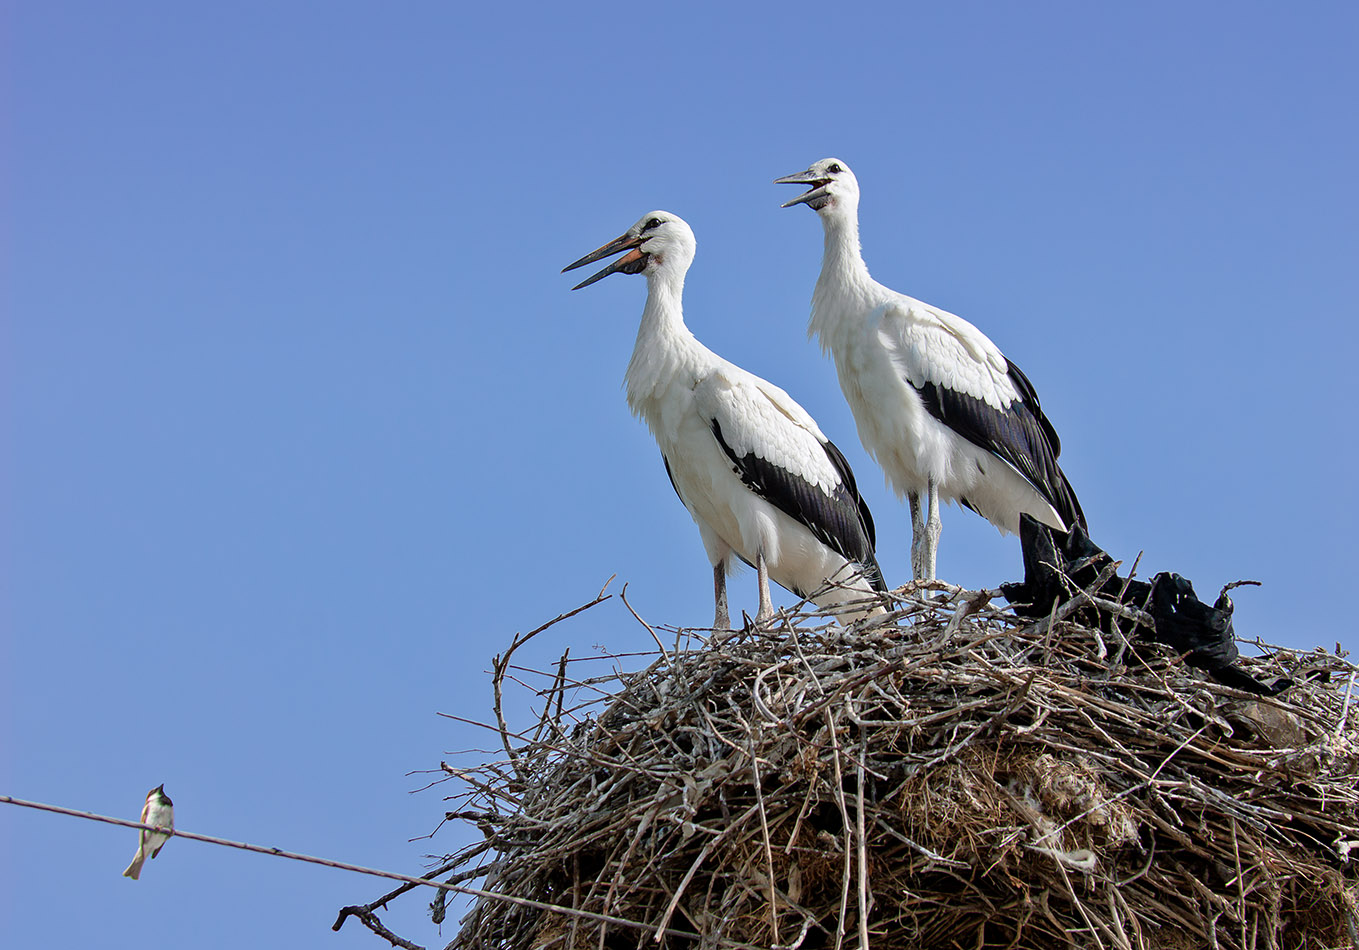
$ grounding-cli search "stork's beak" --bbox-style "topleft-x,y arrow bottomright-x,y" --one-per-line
774,169 -> 831,209
562,232 -> 647,290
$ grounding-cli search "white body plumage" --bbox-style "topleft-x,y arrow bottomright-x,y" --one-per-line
778,159 -> 1084,581
809,268 -> 1061,533
565,212 -> 885,626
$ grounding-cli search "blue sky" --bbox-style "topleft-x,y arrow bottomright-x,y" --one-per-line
4,2 -> 1356,946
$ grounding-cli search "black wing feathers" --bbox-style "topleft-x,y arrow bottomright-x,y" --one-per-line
820,437 -> 878,552
709,420 -> 887,593
1005,362 -> 1061,458
913,359 -> 1085,530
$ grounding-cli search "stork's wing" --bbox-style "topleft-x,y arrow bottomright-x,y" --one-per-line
879,300 -> 1085,529
695,369 -> 886,591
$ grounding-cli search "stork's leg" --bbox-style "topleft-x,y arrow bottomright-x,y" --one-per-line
755,551 -> 774,624
908,492 -> 926,580
924,480 -> 942,581
713,562 -> 730,630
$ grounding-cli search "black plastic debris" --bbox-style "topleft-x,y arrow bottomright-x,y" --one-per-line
1000,514 -> 1291,696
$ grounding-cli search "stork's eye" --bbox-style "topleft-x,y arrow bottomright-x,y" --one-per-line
828,163 -> 843,174
644,217 -> 662,231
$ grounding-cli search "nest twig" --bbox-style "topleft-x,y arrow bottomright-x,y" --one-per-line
341,582 -> 1359,950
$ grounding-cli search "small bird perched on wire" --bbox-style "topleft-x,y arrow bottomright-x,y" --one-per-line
122,784 -> 174,880
776,158 -> 1085,582
563,210 -> 886,628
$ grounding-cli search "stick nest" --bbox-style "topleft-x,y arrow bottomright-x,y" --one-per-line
401,585 -> 1359,950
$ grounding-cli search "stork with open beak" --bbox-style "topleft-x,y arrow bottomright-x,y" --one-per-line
564,211 -> 887,627
776,159 -> 1085,581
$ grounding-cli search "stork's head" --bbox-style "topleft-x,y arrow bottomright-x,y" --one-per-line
774,158 -> 860,215
562,211 -> 696,290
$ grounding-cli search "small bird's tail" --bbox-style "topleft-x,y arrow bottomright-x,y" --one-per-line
123,854 -> 144,880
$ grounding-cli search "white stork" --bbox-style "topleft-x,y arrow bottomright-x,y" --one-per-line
562,211 -> 887,628
775,159 -> 1085,582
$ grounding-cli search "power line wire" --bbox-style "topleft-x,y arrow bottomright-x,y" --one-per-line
0,794 -> 747,946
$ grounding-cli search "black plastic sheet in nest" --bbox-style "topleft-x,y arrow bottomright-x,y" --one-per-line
1000,514 -> 1292,696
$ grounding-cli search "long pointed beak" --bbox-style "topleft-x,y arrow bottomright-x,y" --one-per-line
562,232 -> 646,290
774,170 -> 831,209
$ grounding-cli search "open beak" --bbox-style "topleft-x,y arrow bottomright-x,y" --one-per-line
773,169 -> 831,209
562,233 -> 647,290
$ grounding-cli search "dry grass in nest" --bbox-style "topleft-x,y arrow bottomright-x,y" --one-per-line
340,582 -> 1359,950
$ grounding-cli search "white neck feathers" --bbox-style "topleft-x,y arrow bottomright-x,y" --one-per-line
809,206 -> 877,345
624,268 -> 709,417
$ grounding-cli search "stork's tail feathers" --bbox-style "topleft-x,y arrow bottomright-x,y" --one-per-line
1054,467 -> 1086,533
863,553 -> 889,594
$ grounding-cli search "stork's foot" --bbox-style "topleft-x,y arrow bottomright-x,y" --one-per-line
910,532 -> 928,582
755,551 -> 775,625
908,493 -> 925,580
922,533 -> 940,581
739,606 -> 779,633
712,563 -> 730,630
923,484 -> 942,581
